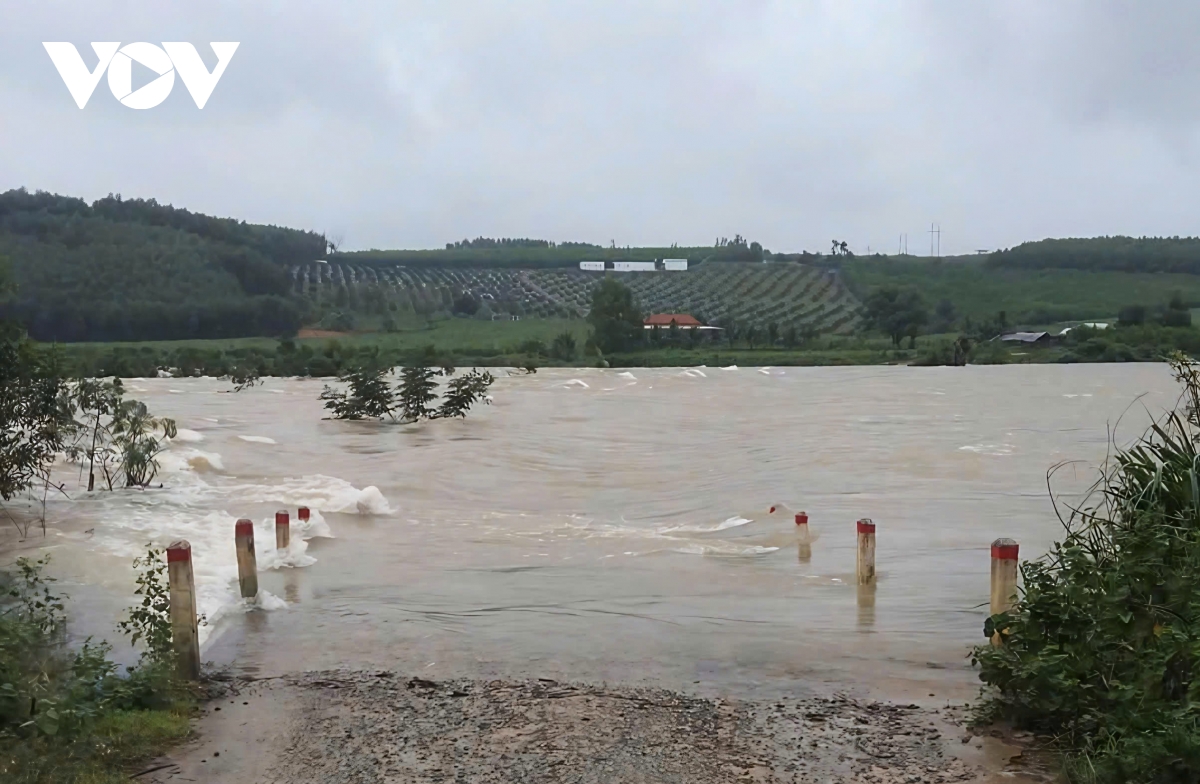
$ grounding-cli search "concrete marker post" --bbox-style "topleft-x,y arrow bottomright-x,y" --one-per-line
235,518 -> 258,599
166,540 -> 200,680
298,506 -> 311,523
275,510 -> 290,550
795,511 -> 812,563
990,538 -> 1019,646
856,518 -> 876,585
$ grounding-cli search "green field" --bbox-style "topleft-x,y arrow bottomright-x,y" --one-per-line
841,256 -> 1200,326
59,318 -> 590,357
293,261 -> 862,334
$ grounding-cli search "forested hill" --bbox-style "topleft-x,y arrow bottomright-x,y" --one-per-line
0,188 -> 327,342
988,237 -> 1200,274
336,234 -> 801,268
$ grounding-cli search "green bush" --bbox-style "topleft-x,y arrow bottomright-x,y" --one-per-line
1,551 -> 188,782
969,340 -> 1011,365
973,354 -> 1200,782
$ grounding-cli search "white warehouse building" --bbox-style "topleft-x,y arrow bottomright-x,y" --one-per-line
578,259 -> 689,272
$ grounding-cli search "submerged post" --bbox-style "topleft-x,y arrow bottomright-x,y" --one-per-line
990,538 -> 1019,646
275,510 -> 290,550
856,518 -> 876,585
166,540 -> 200,680
795,511 -> 812,563
298,506 -> 311,523
235,519 -> 258,599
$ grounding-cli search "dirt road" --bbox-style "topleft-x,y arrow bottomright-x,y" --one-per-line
140,671 -> 1049,784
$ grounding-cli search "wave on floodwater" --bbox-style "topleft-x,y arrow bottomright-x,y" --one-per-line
49,436 -> 393,645
492,503 -> 818,558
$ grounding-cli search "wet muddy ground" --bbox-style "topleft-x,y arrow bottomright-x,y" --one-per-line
142,671 -> 1051,784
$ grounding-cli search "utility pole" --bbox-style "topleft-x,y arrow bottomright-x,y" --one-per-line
928,223 -> 941,257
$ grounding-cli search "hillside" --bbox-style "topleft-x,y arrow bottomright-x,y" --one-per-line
292,260 -> 863,335
0,188 -> 326,341
7,186 -> 1200,344
840,255 -> 1200,326
988,236 -> 1200,274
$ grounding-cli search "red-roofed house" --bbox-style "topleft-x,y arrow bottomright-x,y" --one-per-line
644,314 -> 703,329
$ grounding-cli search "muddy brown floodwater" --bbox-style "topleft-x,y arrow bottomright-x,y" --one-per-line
0,364 -> 1177,782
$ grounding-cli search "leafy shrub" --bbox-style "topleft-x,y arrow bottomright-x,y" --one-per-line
969,341 -> 1011,365
320,363 -> 494,423
973,354 -> 1200,783
550,331 -> 577,361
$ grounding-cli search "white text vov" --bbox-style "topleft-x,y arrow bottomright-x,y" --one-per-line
43,42 -> 239,109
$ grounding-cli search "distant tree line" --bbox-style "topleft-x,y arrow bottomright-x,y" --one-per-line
0,188 -> 313,341
445,237 -> 603,251
989,237 -> 1200,275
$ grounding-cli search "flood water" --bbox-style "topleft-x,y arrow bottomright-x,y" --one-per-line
3,364 -> 1180,702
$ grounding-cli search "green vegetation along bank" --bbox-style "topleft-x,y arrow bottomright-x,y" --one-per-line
973,354 -> 1200,783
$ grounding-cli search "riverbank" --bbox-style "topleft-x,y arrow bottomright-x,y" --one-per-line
139,671 -> 1047,784
37,316 -> 1200,378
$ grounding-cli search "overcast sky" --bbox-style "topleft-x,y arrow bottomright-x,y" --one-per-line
1,1 -> 1197,255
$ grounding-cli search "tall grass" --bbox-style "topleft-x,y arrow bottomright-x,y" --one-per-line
973,353 -> 1200,782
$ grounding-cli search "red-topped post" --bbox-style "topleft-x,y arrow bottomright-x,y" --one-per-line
298,506 -> 311,523
235,519 -> 258,599
795,511 -> 812,563
166,541 -> 200,680
275,510 -> 290,550
856,518 -> 876,585
990,538 -> 1019,646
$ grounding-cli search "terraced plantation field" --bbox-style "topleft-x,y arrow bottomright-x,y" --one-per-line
290,262 -> 862,334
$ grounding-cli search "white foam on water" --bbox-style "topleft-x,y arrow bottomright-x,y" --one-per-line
221,476 -> 394,516
664,543 -> 779,557
238,435 -> 277,444
171,428 -> 205,443
74,460 -> 388,646
158,448 -> 225,474
617,372 -> 637,380
557,379 -> 590,389
258,528 -> 317,570
958,443 -> 1015,456
296,508 -> 334,539
255,590 -> 288,610
662,516 -> 752,534
202,417 -> 219,423
680,368 -> 707,378
721,365 -> 738,370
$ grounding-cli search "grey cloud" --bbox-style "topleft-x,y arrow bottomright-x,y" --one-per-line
1,1 -> 1198,255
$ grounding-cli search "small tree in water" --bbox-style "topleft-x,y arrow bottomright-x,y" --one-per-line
397,366 -> 440,422
320,365 -> 397,420
435,369 -> 495,419
321,363 -> 494,423
109,400 -> 177,488
229,366 -> 262,392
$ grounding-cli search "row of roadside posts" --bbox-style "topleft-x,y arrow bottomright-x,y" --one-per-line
165,507 -> 309,680
162,509 -> 1021,680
